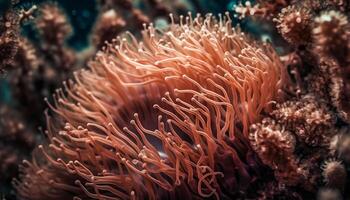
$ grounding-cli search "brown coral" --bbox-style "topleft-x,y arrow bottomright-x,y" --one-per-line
271,95 -> 336,146
313,10 -> 350,65
249,117 -> 304,185
315,58 -> 350,123
36,3 -> 72,47
274,6 -> 312,45
92,9 -> 126,49
321,159 -> 347,191
0,9 -> 20,73
306,58 -> 338,101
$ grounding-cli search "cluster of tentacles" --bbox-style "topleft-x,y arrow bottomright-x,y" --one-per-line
13,14 -> 285,200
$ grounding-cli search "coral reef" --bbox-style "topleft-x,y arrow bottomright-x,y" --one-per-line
236,0 -> 350,199
1,0 -> 350,199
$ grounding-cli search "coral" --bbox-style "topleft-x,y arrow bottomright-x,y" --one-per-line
235,0 -> 291,19
92,9 -> 126,49
97,0 -> 150,30
0,31 -> 18,72
305,58 -> 338,101
307,56 -> 350,123
313,10 -> 350,64
13,14 -> 283,199
274,5 -> 312,45
329,128 -> 350,164
234,1 -> 268,19
304,57 -> 350,123
239,1 -> 350,197
0,3 -> 37,73
35,3 -> 72,47
0,9 -> 20,73
249,118 -> 303,185
2,0 -> 350,199
321,159 -> 347,191
271,95 -> 336,146
248,95 -> 343,195
2,2 -> 78,129
255,181 -> 303,200
0,105 -> 36,187
35,3 -> 76,70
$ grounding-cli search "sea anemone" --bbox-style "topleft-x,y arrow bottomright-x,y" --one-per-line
13,13 -> 284,199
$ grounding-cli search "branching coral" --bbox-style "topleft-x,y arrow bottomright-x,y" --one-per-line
13,13 -> 284,199
304,56 -> 350,124
0,3 -> 37,73
36,3 -> 72,48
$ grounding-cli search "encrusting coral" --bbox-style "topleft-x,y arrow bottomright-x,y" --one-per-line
13,13 -> 284,200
